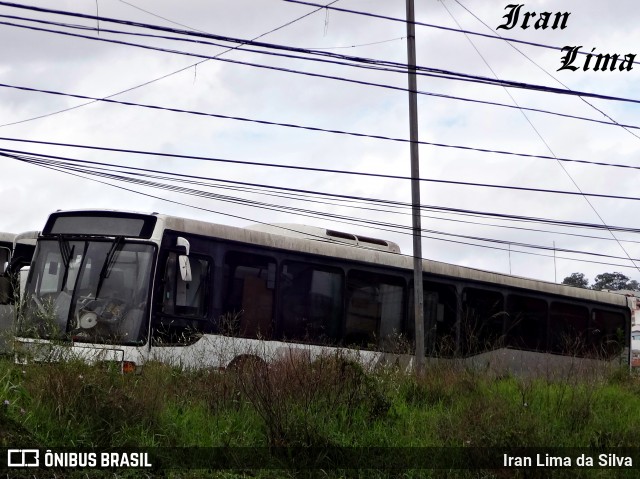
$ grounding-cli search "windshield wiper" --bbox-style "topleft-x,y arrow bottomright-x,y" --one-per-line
57,235 -> 72,269
57,236 -> 76,290
96,237 -> 123,298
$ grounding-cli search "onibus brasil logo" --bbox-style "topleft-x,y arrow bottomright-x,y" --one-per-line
7,449 -> 152,468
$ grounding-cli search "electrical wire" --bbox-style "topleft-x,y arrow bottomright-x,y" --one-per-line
4,14 -> 640,139
0,0 -> 339,128
8,150 -> 640,271
16,149 -> 640,243
3,2 -> 637,274
440,1 -> 640,273
3,84 -> 640,177
3,137 -> 640,209
5,13 -> 638,130
2,10 -> 640,105
451,0 -> 640,142
4,146 -> 640,258
281,0 -> 640,67
3,140 -> 640,236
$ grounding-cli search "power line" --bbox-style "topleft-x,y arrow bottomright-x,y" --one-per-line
4,140 -> 640,235
0,0 -> 338,128
0,14 -> 415,76
5,145 -> 640,248
5,151 -> 640,267
443,2 -> 640,272
3,2 -> 513,77
2,136 -> 640,205
281,0 -> 640,67
21,150 -> 640,243
440,0 -> 640,273
4,0 -> 638,74
9,150 -> 640,268
451,0 -> 640,142
0,15 -> 640,137
3,85 -> 640,177
6,16 -> 639,132
3,10 -> 640,105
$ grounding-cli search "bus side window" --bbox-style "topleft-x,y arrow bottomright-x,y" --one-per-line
344,270 -> 404,349
506,295 -> 548,352
162,252 -> 210,318
222,251 -> 275,339
279,262 -> 343,344
407,281 -> 457,356
549,302 -> 589,355
591,309 -> 625,358
461,288 -> 505,354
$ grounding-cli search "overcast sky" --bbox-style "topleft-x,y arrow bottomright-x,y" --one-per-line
1,0 -> 640,286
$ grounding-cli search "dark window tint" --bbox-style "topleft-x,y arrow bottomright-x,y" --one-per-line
345,270 -> 404,349
506,295 -> 548,351
591,309 -> 626,358
408,282 -> 458,356
461,288 -> 505,353
223,252 -> 275,339
279,262 -> 343,344
549,302 -> 589,354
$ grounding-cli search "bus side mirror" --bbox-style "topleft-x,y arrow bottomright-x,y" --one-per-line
176,237 -> 190,256
178,255 -> 192,282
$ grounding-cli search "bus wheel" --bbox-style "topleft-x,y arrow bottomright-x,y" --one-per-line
228,355 -> 267,375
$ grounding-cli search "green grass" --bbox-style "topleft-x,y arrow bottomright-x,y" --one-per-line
1,355 -> 640,478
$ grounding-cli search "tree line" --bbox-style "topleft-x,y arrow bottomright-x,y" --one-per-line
561,272 -> 639,291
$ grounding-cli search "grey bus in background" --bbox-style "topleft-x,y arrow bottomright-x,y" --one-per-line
0,231 -> 38,353
0,232 -> 15,275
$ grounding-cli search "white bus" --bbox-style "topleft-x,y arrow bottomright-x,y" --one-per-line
15,210 -> 633,375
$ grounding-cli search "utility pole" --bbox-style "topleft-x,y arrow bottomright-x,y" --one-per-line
406,0 -> 425,374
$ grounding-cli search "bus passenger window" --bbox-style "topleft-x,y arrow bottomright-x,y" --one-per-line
506,295 -> 548,351
223,252 -> 275,339
461,288 -> 505,354
549,302 -> 588,355
345,270 -> 404,349
162,252 -> 210,318
408,281 -> 457,356
279,262 -> 343,344
591,309 -> 625,358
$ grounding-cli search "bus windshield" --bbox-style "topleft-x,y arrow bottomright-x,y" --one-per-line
20,239 -> 155,345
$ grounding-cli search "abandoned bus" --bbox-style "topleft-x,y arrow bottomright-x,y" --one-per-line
14,210 -> 633,375
0,230 -> 39,298
0,232 -> 16,307
0,231 -> 38,352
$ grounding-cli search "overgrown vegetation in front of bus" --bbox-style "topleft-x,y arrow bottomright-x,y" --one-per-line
1,351 -> 640,479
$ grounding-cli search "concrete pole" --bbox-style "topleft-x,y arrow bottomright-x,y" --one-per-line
406,0 -> 425,373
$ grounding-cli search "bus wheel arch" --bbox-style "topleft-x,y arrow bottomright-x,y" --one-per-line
228,354 -> 267,374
